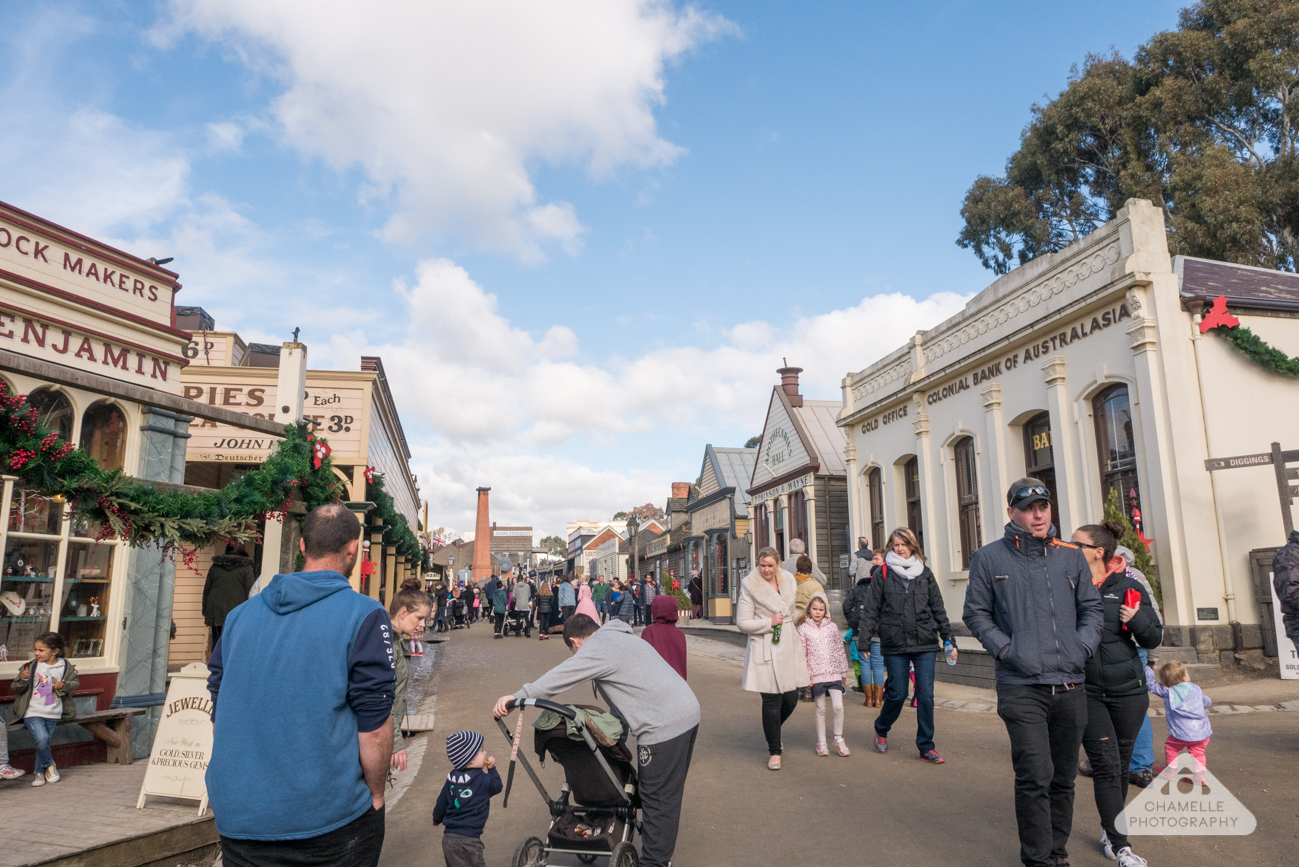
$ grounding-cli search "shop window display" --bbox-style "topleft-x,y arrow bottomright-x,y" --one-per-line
80,401 -> 128,471
62,542 -> 114,658
8,486 -> 63,535
0,538 -> 59,661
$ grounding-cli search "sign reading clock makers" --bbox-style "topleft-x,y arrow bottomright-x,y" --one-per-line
137,662 -> 214,816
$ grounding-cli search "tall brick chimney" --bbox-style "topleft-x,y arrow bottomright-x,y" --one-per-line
671,482 -> 690,499
777,359 -> 804,407
471,487 -> 492,582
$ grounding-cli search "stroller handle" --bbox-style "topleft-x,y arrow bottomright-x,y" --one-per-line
506,697 -> 577,720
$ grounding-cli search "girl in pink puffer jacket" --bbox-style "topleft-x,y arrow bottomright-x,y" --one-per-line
797,592 -> 852,757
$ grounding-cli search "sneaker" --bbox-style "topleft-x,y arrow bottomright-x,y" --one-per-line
874,735 -> 887,753
45,764 -> 59,783
815,743 -> 829,757
0,764 -> 25,780
1128,768 -> 1153,789
834,736 -> 851,757
920,749 -> 945,764
767,755 -> 781,770
1116,848 -> 1147,867
1101,831 -> 1115,861
30,773 -> 45,787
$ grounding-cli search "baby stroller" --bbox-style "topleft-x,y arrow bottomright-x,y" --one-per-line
450,596 -> 469,629
498,696 -> 640,867
504,606 -> 530,638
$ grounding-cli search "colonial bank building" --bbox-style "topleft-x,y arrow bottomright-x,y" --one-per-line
840,199 -> 1299,673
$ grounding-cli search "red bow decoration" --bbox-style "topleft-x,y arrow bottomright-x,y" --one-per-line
364,466 -> 376,484
1199,294 -> 1240,333
361,559 -> 376,578
312,439 -> 332,469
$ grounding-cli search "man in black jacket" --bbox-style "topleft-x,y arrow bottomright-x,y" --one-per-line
963,478 -> 1103,867
1274,530 -> 1299,654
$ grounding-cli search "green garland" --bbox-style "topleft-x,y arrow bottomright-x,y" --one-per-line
0,382 -> 342,556
365,471 -> 426,567
1210,324 -> 1299,378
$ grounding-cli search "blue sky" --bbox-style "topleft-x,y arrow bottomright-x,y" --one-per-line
0,1 -> 1184,538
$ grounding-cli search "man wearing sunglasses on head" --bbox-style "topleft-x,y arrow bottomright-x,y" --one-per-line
963,478 -> 1103,867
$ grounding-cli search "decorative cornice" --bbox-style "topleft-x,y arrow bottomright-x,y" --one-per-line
850,355 -> 911,403
1126,317 -> 1158,354
1041,355 -> 1067,387
911,393 -> 929,438
980,382 -> 1002,411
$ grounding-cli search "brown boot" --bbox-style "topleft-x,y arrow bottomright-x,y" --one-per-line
863,687 -> 872,707
873,685 -> 884,707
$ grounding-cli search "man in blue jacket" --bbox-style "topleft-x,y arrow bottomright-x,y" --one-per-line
207,504 -> 395,866
963,478 -> 1103,867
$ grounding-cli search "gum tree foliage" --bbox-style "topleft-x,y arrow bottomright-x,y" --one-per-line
958,0 -> 1299,274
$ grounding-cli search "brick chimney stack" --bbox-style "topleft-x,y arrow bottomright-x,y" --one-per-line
471,487 -> 492,582
671,482 -> 690,499
777,359 -> 804,407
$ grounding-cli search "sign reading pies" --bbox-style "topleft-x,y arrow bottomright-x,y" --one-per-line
184,383 -> 365,462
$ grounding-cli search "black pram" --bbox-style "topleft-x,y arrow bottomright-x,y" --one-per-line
499,697 -> 640,867
450,595 -> 469,629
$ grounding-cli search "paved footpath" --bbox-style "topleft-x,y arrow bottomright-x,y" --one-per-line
382,624 -> 1299,867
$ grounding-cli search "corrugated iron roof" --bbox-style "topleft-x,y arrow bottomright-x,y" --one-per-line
794,400 -> 847,476
1178,256 -> 1299,309
710,446 -> 758,514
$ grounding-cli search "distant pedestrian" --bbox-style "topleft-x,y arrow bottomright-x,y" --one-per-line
470,585 -> 481,622
558,577 -> 577,623
688,571 -> 704,620
856,528 -> 955,764
780,537 -> 826,589
14,631 -> 78,787
389,578 -> 432,773
737,546 -> 810,771
1115,544 -> 1161,790
576,582 -> 600,621
797,593 -> 851,757
202,542 -> 256,648
612,580 -> 637,623
793,554 -> 824,615
0,703 -> 23,780
433,731 -> 502,867
534,580 -> 554,640
632,577 -> 645,626
492,564 -> 512,639
593,576 -> 610,623
434,583 -> 450,633
642,594 -> 687,680
207,504 -> 394,866
1145,661 -> 1213,785
963,478 -> 1102,867
844,548 -> 887,707
1273,529 -> 1299,654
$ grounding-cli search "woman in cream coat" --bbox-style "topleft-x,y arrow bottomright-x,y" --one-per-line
737,546 -> 811,770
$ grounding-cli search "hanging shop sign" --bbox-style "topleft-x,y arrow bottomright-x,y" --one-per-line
184,383 -> 365,462
137,663 -> 214,816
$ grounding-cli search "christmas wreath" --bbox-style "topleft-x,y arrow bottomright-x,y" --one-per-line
1201,294 -> 1299,378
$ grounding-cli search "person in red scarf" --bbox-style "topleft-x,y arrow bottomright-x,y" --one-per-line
641,595 -> 687,680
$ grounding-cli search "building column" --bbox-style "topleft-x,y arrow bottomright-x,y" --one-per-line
981,383 -> 1010,528
778,492 -> 790,559
1042,355 -> 1083,536
368,523 -> 384,601
844,434 -> 860,547
912,394 -> 941,574
805,481 -> 819,567
345,501 -> 375,592
260,340 -> 308,586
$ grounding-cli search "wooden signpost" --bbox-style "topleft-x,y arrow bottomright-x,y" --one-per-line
1204,442 -> 1299,536
137,662 -> 214,816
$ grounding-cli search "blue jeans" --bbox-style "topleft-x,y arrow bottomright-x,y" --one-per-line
596,600 -> 608,622
863,639 -> 886,686
1131,648 -> 1154,771
876,652 -> 936,754
24,717 -> 59,774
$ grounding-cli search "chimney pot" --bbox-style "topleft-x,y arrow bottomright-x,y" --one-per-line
777,365 -> 804,407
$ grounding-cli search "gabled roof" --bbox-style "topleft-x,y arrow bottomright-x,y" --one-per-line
749,386 -> 846,493
697,445 -> 758,516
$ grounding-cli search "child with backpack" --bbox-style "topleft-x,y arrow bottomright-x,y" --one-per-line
1145,660 -> 1213,785
797,592 -> 851,757
434,731 -> 503,867
12,631 -> 79,786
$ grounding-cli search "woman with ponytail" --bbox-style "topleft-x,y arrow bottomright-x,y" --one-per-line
388,578 -> 432,772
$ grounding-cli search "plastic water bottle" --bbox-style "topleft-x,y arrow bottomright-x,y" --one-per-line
945,641 -> 957,666
772,623 -> 782,644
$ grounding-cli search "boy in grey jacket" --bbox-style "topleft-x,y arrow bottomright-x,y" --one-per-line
494,615 -> 699,867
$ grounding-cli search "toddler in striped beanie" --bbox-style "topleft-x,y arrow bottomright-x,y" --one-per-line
434,731 -> 502,867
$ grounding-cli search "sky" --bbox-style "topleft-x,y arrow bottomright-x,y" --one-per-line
0,0 -> 1186,540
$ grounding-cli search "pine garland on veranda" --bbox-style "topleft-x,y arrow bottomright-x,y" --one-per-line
0,380 -> 431,570
1201,294 -> 1299,378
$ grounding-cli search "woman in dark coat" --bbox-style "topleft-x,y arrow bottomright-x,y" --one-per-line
1070,521 -> 1162,867
202,543 -> 256,646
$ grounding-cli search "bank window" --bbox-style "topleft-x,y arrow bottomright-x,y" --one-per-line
29,388 -> 74,442
904,457 -> 923,552
1094,385 -> 1142,525
788,490 -> 807,546
868,468 -> 884,550
1022,412 -> 1059,520
80,401 -> 127,471
954,437 -> 981,569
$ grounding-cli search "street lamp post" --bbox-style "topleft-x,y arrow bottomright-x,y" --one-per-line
627,514 -> 639,585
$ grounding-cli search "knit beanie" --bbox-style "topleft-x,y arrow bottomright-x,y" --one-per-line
446,731 -> 484,769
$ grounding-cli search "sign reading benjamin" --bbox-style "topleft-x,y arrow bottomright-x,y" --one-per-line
137,662 -> 214,816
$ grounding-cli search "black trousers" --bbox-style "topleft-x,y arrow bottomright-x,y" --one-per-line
760,690 -> 798,755
996,684 -> 1087,867
494,612 -> 506,635
441,832 -> 485,867
220,805 -> 384,867
637,726 -> 697,867
1083,691 -> 1148,852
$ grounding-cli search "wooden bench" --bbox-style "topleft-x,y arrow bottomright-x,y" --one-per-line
5,707 -> 146,765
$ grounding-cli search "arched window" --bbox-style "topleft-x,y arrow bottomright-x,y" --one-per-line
954,437 -> 981,568
80,402 -> 127,471
1094,385 -> 1142,525
904,457 -> 923,552
868,467 -> 884,550
29,388 -> 74,442
1022,412 -> 1059,521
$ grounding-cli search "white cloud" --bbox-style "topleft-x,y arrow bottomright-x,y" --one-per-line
157,0 -> 738,258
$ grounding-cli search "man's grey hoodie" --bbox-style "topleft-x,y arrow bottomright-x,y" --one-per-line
513,619 -> 700,745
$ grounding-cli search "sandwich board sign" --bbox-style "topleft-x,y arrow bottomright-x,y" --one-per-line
137,662 -> 214,816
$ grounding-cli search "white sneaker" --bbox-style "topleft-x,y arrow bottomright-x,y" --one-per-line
0,764 -> 25,780
1101,831 -> 1115,860
45,764 -> 60,783
1116,847 -> 1147,867
30,773 -> 45,787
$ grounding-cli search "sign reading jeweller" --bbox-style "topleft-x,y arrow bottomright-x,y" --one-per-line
137,662 -> 214,816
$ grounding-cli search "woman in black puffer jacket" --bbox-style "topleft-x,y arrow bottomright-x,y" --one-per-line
1070,520 -> 1162,867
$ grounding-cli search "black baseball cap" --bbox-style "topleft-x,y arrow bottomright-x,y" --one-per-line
1007,477 -> 1051,510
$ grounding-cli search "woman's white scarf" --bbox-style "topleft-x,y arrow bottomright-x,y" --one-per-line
885,550 -> 924,579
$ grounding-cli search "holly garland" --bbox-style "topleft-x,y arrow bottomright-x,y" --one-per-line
0,382 -> 344,559
366,471 -> 427,568
1201,294 -> 1299,378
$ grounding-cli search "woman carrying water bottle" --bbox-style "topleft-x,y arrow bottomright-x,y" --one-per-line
855,527 -> 956,764
737,546 -> 810,771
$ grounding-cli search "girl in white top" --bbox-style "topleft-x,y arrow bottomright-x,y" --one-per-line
14,631 -> 79,786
